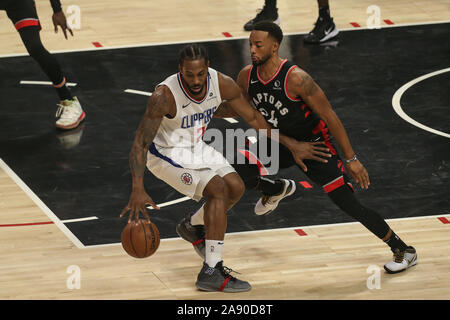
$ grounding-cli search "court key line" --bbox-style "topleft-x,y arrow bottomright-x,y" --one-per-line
392,67 -> 450,138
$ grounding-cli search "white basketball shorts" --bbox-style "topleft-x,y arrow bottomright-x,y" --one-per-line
146,142 -> 236,201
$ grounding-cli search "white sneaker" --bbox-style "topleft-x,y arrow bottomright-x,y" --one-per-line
55,96 -> 85,130
384,246 -> 418,274
254,179 -> 296,216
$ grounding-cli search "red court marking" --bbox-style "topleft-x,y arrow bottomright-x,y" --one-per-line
0,221 -> 54,227
438,217 -> 450,224
92,42 -> 103,47
294,229 -> 307,236
299,181 -> 313,189
350,22 -> 361,28
222,32 -> 233,38
383,19 -> 394,25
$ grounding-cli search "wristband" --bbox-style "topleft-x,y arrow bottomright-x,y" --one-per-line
345,154 -> 357,163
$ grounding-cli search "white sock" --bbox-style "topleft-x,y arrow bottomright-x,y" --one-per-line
190,204 -> 205,226
205,239 -> 224,268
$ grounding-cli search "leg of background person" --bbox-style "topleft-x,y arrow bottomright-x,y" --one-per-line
18,26 -> 73,101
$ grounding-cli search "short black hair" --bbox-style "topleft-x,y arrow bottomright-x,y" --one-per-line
178,44 -> 209,66
252,21 -> 283,44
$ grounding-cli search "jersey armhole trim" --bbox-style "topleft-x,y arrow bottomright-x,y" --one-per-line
246,65 -> 253,93
284,65 -> 303,102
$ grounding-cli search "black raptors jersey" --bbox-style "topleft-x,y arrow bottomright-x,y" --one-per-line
247,59 -> 321,141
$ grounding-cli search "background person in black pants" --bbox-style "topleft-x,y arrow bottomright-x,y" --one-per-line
0,0 -> 85,130
244,0 -> 339,44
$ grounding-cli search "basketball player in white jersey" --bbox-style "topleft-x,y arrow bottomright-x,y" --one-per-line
120,44 -> 330,292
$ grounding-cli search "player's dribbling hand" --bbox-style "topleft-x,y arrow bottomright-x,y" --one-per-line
346,160 -> 370,189
52,11 -> 73,40
120,189 -> 160,224
289,141 -> 332,172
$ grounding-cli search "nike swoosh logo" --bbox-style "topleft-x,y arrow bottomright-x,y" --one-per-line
182,103 -> 191,108
324,27 -> 333,35
250,80 -> 258,84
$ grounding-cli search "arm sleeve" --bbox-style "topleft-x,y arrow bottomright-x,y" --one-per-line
50,0 -> 62,13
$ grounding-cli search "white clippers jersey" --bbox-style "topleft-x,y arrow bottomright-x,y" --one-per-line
152,68 -> 222,148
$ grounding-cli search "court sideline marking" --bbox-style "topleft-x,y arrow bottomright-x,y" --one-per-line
0,20 -> 448,59
87,212 -> 450,248
0,158 -> 85,248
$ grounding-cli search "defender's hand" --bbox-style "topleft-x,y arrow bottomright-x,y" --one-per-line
289,141 -> 332,172
346,160 -> 370,190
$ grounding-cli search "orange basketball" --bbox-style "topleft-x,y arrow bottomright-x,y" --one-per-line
121,219 -> 160,258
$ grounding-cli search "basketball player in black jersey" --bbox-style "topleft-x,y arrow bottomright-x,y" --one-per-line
0,0 -> 85,130
179,22 -> 418,274
244,22 -> 418,273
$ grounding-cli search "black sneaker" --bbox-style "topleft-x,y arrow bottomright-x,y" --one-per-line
244,6 -> 280,31
176,214 -> 205,259
303,16 -> 339,44
196,261 -> 252,293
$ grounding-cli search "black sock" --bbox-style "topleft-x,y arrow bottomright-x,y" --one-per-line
258,177 -> 283,196
55,84 -> 73,101
319,6 -> 331,20
265,0 -> 277,12
384,231 -> 408,253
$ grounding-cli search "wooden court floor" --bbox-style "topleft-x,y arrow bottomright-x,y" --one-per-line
1,0 -> 449,300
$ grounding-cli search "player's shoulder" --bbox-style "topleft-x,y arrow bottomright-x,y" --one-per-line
216,72 -> 242,100
285,64 -> 312,84
235,64 -> 253,85
241,64 -> 253,73
238,64 -> 253,78
151,84 -> 175,105
216,71 -> 235,87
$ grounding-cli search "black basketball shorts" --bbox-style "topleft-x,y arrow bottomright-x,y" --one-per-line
237,120 -> 355,194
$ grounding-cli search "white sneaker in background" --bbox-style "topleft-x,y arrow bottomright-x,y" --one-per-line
55,96 -> 85,130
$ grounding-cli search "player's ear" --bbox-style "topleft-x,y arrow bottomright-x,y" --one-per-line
272,41 -> 279,53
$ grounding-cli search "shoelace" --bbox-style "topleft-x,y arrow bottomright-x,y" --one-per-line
220,265 -> 241,279
261,195 -> 271,206
262,182 -> 289,206
56,103 -> 79,120
393,249 -> 405,263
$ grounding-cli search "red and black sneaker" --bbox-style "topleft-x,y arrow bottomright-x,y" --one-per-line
196,261 -> 252,293
176,214 -> 205,259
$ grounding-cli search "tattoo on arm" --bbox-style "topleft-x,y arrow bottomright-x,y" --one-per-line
129,89 -> 168,182
299,72 -> 318,97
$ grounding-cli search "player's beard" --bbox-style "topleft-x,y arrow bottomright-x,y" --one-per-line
252,53 -> 271,66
